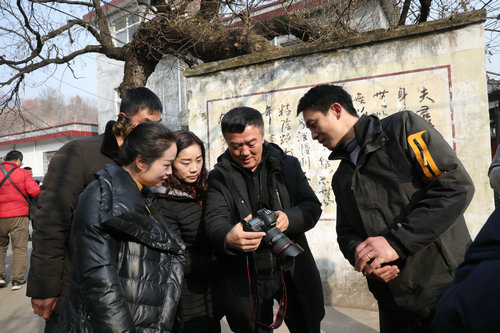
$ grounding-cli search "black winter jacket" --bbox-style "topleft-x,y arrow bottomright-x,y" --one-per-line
205,142 -> 325,331
28,121 -> 119,312
431,206 -> 500,333
331,111 -> 474,317
156,188 -> 220,333
57,164 -> 185,332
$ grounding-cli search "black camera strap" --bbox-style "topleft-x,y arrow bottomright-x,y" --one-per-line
216,164 -> 288,328
246,256 -> 288,329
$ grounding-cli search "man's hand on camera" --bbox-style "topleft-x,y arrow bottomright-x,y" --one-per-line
275,210 -> 289,232
225,215 -> 266,252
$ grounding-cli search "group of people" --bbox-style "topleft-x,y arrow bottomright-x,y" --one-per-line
0,83 -> 497,332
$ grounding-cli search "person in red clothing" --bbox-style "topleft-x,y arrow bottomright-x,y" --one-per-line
0,150 -> 40,290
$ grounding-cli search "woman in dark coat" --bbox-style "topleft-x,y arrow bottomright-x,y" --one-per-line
156,130 -> 220,333
57,122 -> 185,332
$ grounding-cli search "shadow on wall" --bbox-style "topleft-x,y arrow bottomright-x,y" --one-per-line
315,258 -> 380,332
316,257 -> 336,305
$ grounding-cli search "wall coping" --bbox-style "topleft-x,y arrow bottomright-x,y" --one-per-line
184,9 -> 486,77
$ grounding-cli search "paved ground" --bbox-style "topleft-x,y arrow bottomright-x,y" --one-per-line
0,243 -> 379,333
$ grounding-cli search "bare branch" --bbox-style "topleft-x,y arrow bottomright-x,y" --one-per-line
30,0 -> 94,7
399,0 -> 412,25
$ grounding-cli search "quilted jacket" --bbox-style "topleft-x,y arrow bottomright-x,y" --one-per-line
57,163 -> 185,332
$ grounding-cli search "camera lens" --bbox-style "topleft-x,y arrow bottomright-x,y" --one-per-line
264,227 -> 304,258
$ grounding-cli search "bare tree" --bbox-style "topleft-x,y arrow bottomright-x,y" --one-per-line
0,0 -> 497,115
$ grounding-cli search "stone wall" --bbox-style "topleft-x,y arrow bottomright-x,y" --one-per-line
184,10 -> 492,309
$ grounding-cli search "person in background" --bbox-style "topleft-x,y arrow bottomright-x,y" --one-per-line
297,84 -> 474,333
0,150 -> 40,290
27,87 -> 163,332
155,130 -> 220,333
56,122 -> 185,332
23,166 -> 33,175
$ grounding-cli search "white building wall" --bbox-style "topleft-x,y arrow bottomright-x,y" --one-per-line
0,124 -> 98,177
1,137 -> 73,177
96,54 -> 187,132
96,54 -> 124,133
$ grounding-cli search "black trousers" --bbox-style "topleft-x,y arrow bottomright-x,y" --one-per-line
221,274 -> 319,333
43,312 -> 59,333
379,305 -> 434,333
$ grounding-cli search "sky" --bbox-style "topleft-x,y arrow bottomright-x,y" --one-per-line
7,2 -> 103,105
22,53 -> 99,103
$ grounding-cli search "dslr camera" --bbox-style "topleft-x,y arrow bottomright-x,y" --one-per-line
242,208 -> 303,269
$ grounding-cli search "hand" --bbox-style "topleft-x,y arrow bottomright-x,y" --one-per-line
275,210 -> 289,232
31,297 -> 59,320
364,265 -> 400,283
354,236 -> 399,273
225,216 -> 266,252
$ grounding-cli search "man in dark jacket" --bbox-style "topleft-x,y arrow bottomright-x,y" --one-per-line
205,107 -> 324,333
0,150 -> 40,290
297,85 -> 474,332
27,87 -> 163,332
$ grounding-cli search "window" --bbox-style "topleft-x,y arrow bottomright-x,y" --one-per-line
113,15 -> 140,47
43,151 -> 57,175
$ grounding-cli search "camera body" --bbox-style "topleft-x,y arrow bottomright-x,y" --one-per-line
242,208 -> 303,269
243,208 -> 277,233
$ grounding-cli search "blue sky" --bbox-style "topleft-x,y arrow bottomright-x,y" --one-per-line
21,53 -> 99,103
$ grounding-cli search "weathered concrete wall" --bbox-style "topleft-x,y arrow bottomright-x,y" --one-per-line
185,10 -> 491,309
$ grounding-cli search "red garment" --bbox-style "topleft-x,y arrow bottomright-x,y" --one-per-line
0,161 -> 40,218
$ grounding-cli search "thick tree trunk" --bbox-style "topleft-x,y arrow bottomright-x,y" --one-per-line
118,48 -> 160,95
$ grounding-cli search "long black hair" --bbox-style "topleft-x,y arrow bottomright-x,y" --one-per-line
116,122 -> 175,167
164,130 -> 208,202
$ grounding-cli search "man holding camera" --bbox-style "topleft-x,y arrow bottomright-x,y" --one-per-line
205,107 -> 325,333
297,84 -> 474,332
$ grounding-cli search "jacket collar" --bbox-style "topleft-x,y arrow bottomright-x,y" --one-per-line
329,114 -> 388,161
97,163 -> 185,253
101,121 -> 120,160
0,161 -> 18,168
